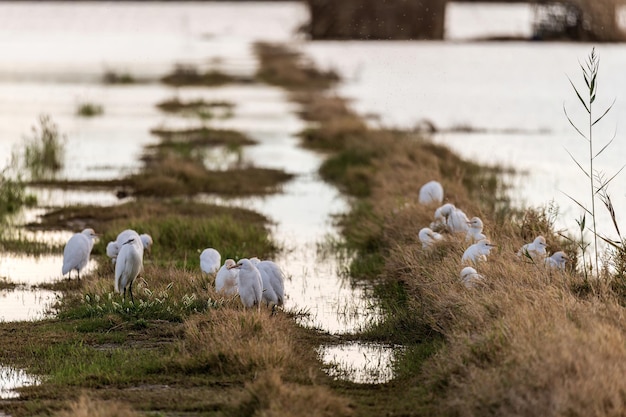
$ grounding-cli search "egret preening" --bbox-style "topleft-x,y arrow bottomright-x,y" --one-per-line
229,258 -> 262,311
114,237 -> 144,304
460,266 -> 483,288
216,259 -> 239,296
432,203 -> 469,233
418,180 -> 444,205
62,228 -> 97,280
419,227 -> 443,249
462,239 -> 496,264
545,251 -> 568,270
466,217 -> 486,243
255,260 -> 285,309
200,248 -> 221,275
517,236 -> 548,261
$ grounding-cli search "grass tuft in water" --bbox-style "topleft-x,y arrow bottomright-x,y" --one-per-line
76,102 -> 104,117
21,114 -> 65,180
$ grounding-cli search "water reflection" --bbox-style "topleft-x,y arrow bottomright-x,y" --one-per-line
0,288 -> 58,322
318,342 -> 398,384
0,366 -> 40,399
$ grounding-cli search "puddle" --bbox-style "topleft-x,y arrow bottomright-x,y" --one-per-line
0,288 -> 58,322
0,366 -> 40,399
318,342 -> 398,384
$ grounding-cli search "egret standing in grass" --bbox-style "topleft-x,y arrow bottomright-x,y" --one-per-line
462,239 -> 496,264
419,227 -> 443,249
62,228 -> 97,280
215,259 -> 239,296
114,236 -> 144,305
517,236 -> 548,261
229,258 -> 262,311
418,180 -> 444,205
200,248 -> 221,275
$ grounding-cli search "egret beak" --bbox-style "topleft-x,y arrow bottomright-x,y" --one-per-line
123,238 -> 135,245
228,263 -> 241,270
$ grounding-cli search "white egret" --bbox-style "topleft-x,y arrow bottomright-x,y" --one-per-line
462,239 -> 496,264
106,229 -> 151,264
255,260 -> 285,309
114,236 -> 144,304
466,217 -> 486,243
418,180 -> 444,205
460,266 -> 483,288
419,227 -> 443,249
229,258 -> 262,311
447,207 -> 470,234
200,248 -> 221,275
140,234 -> 153,256
517,236 -> 548,261
432,203 -> 469,233
62,228 -> 97,280
216,259 -> 239,296
432,203 -> 456,228
545,251 -> 568,270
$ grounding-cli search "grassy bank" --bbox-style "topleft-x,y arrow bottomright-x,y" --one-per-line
254,42 -> 626,416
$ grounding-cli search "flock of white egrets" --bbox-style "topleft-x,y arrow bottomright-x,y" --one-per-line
417,180 -> 570,288
61,228 -> 285,311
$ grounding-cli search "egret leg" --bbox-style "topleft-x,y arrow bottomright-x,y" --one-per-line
129,284 -> 135,305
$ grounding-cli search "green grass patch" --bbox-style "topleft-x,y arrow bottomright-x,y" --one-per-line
156,97 -> 235,120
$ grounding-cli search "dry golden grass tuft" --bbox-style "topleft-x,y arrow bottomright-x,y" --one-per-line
54,395 -> 141,417
176,308 -> 299,375
241,370 -> 353,417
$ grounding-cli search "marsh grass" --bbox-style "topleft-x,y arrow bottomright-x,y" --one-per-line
149,126 -> 255,147
76,102 -> 104,117
102,69 -> 135,84
160,64 -> 240,86
156,97 -> 235,120
54,395 -> 142,417
22,115 -> 65,180
254,42 -> 339,90
0,167 -> 36,221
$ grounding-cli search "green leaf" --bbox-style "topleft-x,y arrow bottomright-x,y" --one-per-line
567,76 -> 590,113
592,98 -> 615,126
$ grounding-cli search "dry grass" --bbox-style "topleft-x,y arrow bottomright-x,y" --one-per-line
54,395 -> 141,417
339,97 -> 626,415
176,308 -> 298,375
255,42 -> 339,90
240,370 -> 354,417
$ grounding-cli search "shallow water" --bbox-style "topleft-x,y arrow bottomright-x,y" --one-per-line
0,1 -> 390,390
318,342 -> 398,384
0,366 -> 40,399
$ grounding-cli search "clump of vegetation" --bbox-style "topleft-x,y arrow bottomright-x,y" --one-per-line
54,395 -> 142,417
22,114 -> 65,180
0,168 -> 36,221
156,97 -> 235,120
160,64 -> 239,86
76,102 -> 104,117
254,42 -> 340,90
102,69 -> 135,84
